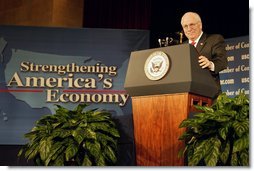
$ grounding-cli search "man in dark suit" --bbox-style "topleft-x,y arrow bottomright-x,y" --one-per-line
181,12 -> 228,99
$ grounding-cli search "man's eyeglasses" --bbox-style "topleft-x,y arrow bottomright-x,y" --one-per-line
182,22 -> 199,30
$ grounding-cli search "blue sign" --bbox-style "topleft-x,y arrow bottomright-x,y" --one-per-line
220,36 -> 249,97
0,26 -> 149,165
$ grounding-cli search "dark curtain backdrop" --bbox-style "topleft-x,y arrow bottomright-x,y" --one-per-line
83,0 -> 151,29
83,0 -> 249,48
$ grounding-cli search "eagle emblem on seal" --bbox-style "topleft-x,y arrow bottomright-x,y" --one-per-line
151,61 -> 163,73
144,51 -> 170,81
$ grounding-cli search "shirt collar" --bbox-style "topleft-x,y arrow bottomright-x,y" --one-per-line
188,31 -> 203,44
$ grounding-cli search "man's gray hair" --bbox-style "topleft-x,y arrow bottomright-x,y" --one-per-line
181,12 -> 202,25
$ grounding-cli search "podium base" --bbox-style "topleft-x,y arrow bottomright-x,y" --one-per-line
132,93 -> 212,166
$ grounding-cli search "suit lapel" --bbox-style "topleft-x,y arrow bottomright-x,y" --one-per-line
196,33 -> 207,53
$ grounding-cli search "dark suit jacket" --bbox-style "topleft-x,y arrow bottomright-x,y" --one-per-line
191,33 -> 228,98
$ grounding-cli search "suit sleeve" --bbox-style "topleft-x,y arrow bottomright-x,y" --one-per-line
210,34 -> 228,74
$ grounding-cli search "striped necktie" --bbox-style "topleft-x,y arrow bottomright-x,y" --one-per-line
191,41 -> 196,46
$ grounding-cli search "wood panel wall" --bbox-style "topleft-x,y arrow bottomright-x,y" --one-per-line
0,0 -> 84,28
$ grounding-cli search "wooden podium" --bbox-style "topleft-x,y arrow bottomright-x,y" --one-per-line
124,44 -> 218,166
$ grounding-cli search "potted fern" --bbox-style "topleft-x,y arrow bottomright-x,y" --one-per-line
178,93 -> 249,166
18,104 -> 120,166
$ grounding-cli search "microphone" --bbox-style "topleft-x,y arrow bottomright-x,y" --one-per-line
157,37 -> 173,47
158,38 -> 162,47
175,31 -> 184,44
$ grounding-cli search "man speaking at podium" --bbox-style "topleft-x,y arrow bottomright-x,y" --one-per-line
181,12 -> 228,99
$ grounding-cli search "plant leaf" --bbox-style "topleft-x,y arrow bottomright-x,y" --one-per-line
233,134 -> 249,153
85,141 -> 101,160
230,152 -> 238,166
53,153 -> 65,166
108,127 -> 120,138
96,154 -> 106,166
26,146 -> 39,161
234,93 -> 249,106
220,141 -> 230,164
219,124 -> 229,140
65,142 -> 79,161
194,105 -> 214,113
179,119 -> 197,128
96,132 -> 117,147
239,149 -> 249,166
85,128 -> 97,139
45,142 -> 64,166
188,140 -> 209,166
104,145 -> 117,163
17,147 -> 24,157
82,154 -> 92,166
232,120 -> 249,137
74,103 -> 88,113
24,142 -> 39,160
39,138 -> 52,161
51,145 -> 65,161
52,129 -> 71,138
178,132 -> 192,141
204,137 -> 221,166
72,129 -> 86,144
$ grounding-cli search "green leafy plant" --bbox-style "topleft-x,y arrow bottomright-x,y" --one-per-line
178,93 -> 249,166
18,104 -> 120,166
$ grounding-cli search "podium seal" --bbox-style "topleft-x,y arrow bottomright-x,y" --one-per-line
144,51 -> 170,80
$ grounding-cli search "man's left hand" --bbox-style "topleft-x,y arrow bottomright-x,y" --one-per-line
198,56 -> 212,69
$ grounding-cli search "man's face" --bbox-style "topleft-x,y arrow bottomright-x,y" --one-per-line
181,14 -> 202,41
